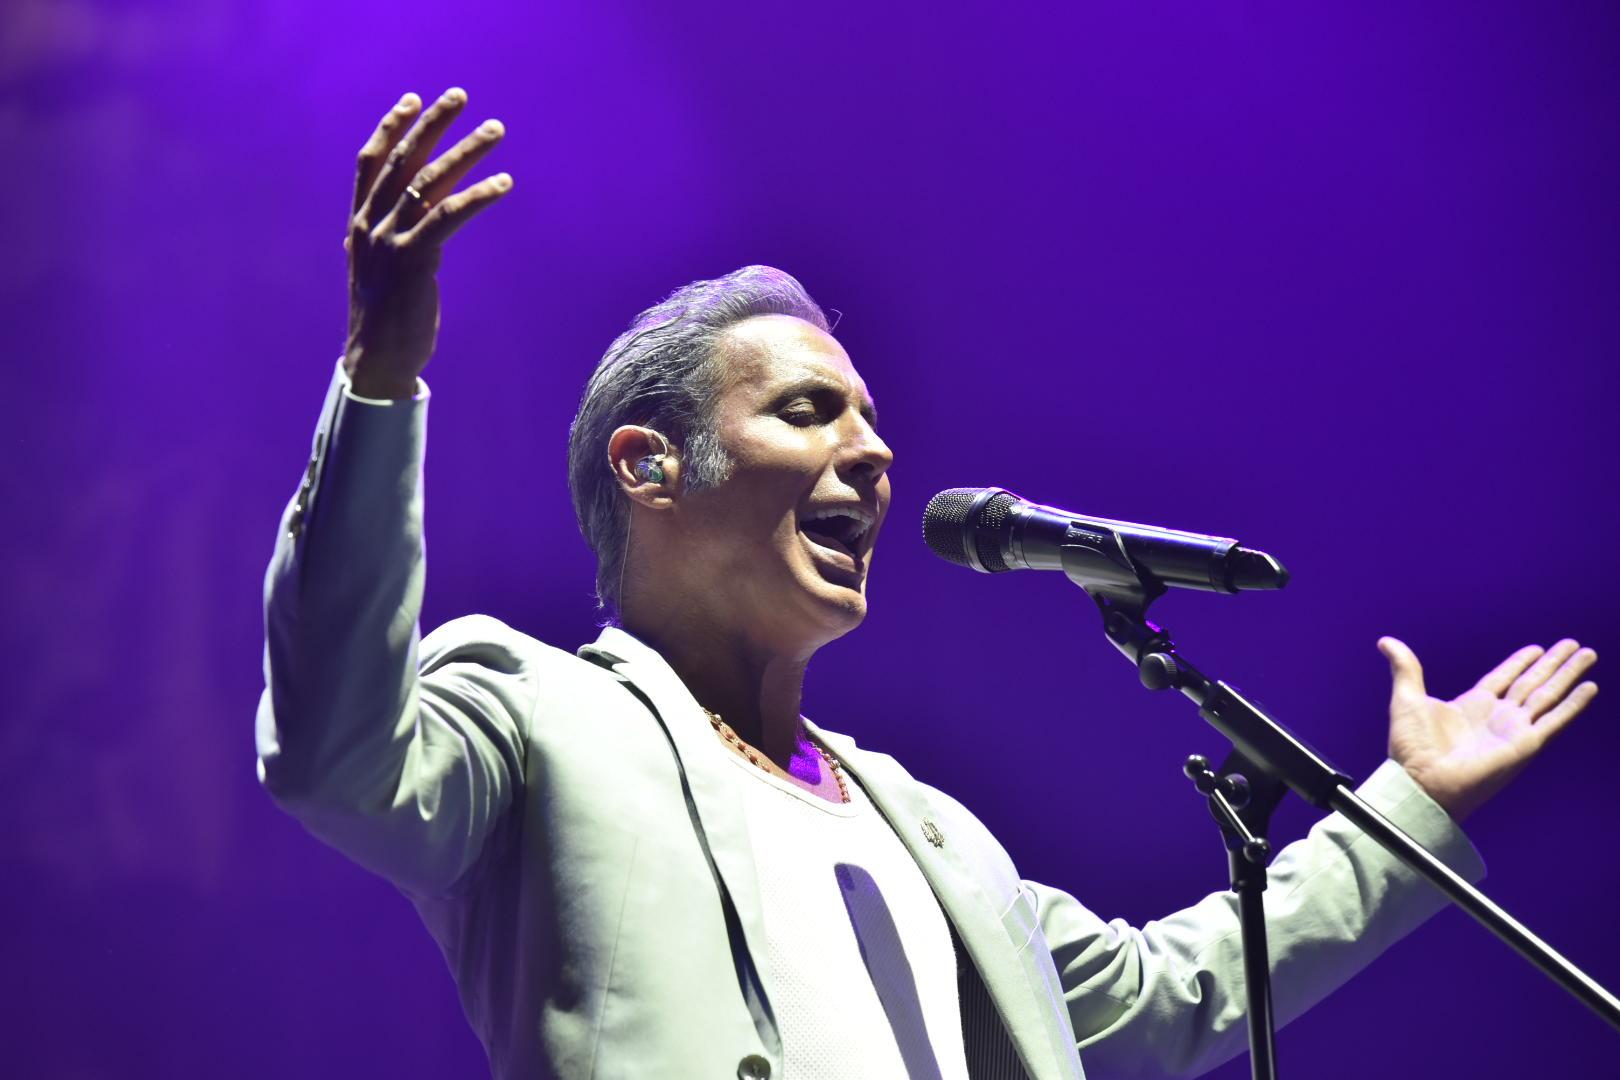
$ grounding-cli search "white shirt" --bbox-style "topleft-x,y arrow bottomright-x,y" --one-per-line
730,749 -> 969,1080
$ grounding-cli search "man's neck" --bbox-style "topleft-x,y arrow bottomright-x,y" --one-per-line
622,613 -> 811,770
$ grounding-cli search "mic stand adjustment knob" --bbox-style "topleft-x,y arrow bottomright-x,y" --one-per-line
1140,651 -> 1182,690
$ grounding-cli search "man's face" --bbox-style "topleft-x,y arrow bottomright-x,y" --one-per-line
670,314 -> 893,651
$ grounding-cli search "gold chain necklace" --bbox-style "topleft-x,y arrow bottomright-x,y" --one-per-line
704,709 -> 850,804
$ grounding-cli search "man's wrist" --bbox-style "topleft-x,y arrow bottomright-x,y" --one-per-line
342,345 -> 425,401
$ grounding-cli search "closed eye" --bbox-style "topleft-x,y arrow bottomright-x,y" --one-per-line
779,393 -> 836,425
773,384 -> 879,430
780,404 -> 821,425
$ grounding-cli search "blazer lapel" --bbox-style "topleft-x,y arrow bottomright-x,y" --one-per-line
577,630 -> 1078,1077
808,720 -> 1083,1080
577,628 -> 780,1054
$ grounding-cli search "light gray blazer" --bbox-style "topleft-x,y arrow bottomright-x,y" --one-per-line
256,365 -> 1484,1080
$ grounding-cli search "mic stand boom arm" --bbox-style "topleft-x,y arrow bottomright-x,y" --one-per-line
1093,591 -> 1620,1075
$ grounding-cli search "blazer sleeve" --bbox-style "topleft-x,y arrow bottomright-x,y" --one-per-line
254,362 -> 533,898
1033,760 -> 1486,1079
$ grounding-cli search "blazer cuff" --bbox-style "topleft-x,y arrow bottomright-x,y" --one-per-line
1352,758 -> 1486,883
335,358 -> 431,405
276,360 -> 430,548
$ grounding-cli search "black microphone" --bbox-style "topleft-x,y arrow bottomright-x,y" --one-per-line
922,487 -> 1289,594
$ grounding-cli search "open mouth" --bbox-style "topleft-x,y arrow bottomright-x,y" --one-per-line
798,507 -> 875,567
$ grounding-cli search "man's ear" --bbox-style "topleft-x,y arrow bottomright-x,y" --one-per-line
607,425 -> 679,509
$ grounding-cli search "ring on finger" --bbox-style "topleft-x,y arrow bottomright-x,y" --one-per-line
405,184 -> 431,210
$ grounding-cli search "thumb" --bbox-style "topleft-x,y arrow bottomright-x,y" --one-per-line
1379,636 -> 1428,706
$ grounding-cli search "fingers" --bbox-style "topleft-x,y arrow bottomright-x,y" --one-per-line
407,119 -> 506,209
364,87 -> 469,229
1507,638 -> 1581,705
352,93 -> 422,218
1475,643 -> 1544,697
1533,680 -> 1598,743
1379,636 -> 1428,705
410,172 -> 515,248
1525,645 -> 1598,717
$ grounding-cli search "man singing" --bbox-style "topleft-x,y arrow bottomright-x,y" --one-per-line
257,88 -> 1600,1079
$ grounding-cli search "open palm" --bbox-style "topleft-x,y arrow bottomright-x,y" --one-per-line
1382,636 -> 1598,822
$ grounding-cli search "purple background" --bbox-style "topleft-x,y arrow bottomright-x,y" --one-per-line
3,2 -> 1616,1076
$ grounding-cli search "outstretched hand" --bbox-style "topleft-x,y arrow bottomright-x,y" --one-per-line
344,88 -> 513,399
1382,636 -> 1598,822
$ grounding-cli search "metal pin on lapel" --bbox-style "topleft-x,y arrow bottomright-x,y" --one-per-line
921,819 -> 945,848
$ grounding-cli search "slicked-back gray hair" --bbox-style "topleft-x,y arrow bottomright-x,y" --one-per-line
568,265 -> 831,617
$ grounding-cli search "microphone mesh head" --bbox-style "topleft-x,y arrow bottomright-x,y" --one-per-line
973,491 -> 1015,573
923,487 -> 1016,572
922,488 -> 981,566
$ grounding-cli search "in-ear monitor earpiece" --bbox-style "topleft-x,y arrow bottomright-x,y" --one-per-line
634,456 -> 666,484
633,429 -> 672,485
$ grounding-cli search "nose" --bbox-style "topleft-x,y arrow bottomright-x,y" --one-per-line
840,412 -> 893,484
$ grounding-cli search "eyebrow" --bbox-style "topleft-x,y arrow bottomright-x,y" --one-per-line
774,377 -> 879,428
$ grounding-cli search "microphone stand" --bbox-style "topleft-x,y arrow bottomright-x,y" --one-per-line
1181,748 -> 1286,1080
1077,576 -> 1620,1080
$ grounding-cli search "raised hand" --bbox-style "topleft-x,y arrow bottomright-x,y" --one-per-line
1382,636 -> 1599,821
344,88 -> 513,399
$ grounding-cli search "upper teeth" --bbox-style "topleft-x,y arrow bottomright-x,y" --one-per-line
802,506 -> 875,539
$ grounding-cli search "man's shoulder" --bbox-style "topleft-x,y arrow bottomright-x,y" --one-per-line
420,613 -> 617,684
